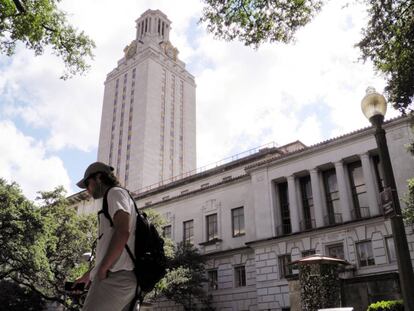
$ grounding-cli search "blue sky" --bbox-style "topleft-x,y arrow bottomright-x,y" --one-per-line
0,0 -> 397,200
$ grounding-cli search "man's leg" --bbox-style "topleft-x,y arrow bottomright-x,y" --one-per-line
82,270 -> 136,311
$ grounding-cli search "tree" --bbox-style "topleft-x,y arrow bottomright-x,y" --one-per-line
200,0 -> 323,47
154,242 -> 214,311
0,0 -> 95,79
0,179 -> 46,310
0,180 -> 96,310
356,0 -> 414,113
200,0 -> 414,113
0,279 -> 45,311
403,178 -> 414,225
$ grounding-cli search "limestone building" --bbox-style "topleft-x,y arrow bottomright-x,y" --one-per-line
71,115 -> 414,311
97,9 -> 196,191
132,116 -> 413,311
69,9 -> 414,311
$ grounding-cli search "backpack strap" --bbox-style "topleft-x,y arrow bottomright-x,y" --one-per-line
98,186 -> 115,227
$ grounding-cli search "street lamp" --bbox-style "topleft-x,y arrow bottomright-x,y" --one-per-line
361,87 -> 414,311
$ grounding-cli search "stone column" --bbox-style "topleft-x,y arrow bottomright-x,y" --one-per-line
360,153 -> 380,216
288,175 -> 300,233
334,161 -> 352,222
310,169 -> 324,227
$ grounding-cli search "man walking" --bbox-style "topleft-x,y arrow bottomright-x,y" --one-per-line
74,162 -> 138,311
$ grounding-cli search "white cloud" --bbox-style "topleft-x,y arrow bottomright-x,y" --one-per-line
0,0 -> 399,194
193,1 -> 394,166
0,120 -> 71,200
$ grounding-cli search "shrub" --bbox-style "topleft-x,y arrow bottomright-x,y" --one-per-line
367,300 -> 404,311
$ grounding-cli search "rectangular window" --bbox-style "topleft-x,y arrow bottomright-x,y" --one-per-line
299,175 -> 314,230
183,220 -> 194,244
323,169 -> 342,225
234,266 -> 246,287
278,182 -> 291,235
207,269 -> 218,290
232,207 -> 245,237
386,236 -> 397,263
348,161 -> 369,219
162,225 -> 171,239
326,243 -> 344,259
278,254 -> 292,278
302,249 -> 316,257
356,240 -> 375,267
206,214 -> 218,241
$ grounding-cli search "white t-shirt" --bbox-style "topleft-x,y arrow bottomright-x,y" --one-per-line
90,187 -> 136,280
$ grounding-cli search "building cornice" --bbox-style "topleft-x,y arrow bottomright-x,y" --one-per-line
245,115 -> 410,172
140,174 -> 249,207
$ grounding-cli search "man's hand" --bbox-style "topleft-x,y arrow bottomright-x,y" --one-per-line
74,270 -> 91,288
97,266 -> 109,281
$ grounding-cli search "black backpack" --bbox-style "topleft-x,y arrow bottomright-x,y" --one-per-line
100,187 -> 167,297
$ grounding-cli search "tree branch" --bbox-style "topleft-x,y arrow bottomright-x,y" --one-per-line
10,276 -> 65,304
12,0 -> 26,14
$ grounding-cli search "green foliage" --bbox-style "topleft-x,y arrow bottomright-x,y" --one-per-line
0,279 -> 45,311
367,300 -> 404,311
144,208 -> 175,259
0,179 -> 96,310
200,0 -> 323,47
403,178 -> 414,225
299,263 -> 341,311
356,0 -> 414,113
151,242 -> 214,310
0,0 -> 95,79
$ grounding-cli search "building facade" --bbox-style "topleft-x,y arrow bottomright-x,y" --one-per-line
97,10 -> 196,191
128,116 -> 413,311
71,116 -> 414,310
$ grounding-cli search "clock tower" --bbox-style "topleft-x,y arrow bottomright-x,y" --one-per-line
97,9 -> 196,192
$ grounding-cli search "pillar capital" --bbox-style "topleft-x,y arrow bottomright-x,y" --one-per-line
287,175 -> 295,182
334,160 -> 345,167
309,168 -> 319,175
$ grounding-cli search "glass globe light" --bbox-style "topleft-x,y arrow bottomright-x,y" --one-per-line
361,87 -> 387,120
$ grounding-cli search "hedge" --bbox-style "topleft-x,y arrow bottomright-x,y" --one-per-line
367,300 -> 404,311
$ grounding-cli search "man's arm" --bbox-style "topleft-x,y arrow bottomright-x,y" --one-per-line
97,210 -> 131,280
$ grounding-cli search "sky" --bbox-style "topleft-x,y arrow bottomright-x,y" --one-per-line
0,0 -> 399,200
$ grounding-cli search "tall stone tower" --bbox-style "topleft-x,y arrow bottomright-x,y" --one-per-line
97,9 -> 196,192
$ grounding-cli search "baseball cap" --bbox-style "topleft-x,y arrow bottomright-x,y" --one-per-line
76,162 -> 114,189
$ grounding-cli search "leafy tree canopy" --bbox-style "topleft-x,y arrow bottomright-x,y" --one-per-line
155,242 -> 214,311
356,0 -> 414,113
0,0 -> 95,79
200,0 -> 323,47
0,179 -> 96,310
200,0 -> 414,113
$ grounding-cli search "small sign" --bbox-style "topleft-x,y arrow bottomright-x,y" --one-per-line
380,187 -> 394,215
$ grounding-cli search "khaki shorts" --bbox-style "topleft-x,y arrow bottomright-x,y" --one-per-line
82,270 -> 138,311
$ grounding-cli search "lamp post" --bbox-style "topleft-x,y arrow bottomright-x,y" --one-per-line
361,87 -> 414,310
